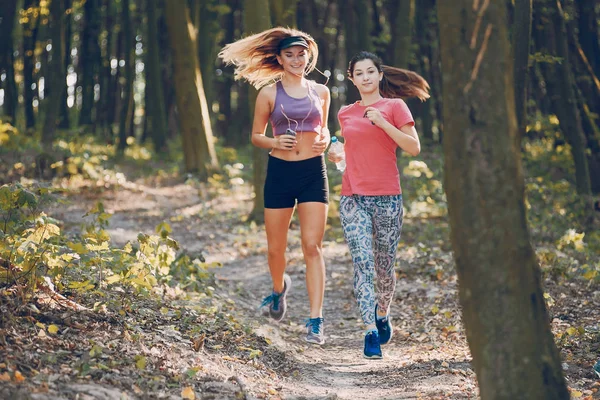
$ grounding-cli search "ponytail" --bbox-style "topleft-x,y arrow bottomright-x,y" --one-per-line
347,51 -> 430,101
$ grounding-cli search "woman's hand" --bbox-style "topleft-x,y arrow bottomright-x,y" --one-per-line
363,107 -> 386,127
273,134 -> 297,151
312,133 -> 329,153
327,151 -> 344,163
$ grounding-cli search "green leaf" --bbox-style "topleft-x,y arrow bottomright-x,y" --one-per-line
135,356 -> 146,370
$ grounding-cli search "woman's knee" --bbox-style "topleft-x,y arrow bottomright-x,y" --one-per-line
301,241 -> 323,259
267,244 -> 286,260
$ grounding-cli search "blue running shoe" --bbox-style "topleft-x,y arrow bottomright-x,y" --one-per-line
305,317 -> 325,345
364,330 -> 382,359
375,304 -> 393,345
259,274 -> 291,322
594,360 -> 600,378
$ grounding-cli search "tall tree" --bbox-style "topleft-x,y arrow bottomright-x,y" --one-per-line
0,0 -> 19,124
117,0 -> 134,154
574,0 -> 600,79
22,0 -> 41,130
79,0 -> 102,127
164,0 -> 218,176
437,1 -> 570,399
245,0 -> 271,222
386,0 -> 412,69
192,0 -> 221,132
97,0 -> 116,140
512,0 -> 532,141
533,0 -> 594,227
145,0 -> 168,153
215,0 -> 238,146
42,0 -> 66,147
58,0 -> 73,129
270,0 -> 297,27
343,0 -> 373,103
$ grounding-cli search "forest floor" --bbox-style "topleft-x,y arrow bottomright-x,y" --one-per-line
2,170 -> 600,399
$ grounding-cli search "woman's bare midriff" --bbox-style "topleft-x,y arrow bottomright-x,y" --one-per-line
270,131 -> 323,161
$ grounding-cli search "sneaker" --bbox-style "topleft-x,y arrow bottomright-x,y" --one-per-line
364,330 -> 382,359
305,317 -> 325,345
259,274 -> 291,322
375,304 -> 393,345
594,360 -> 600,378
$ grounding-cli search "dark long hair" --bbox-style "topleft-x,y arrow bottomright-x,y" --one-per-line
347,51 -> 430,101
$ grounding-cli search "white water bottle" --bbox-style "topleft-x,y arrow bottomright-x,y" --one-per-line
329,136 -> 346,172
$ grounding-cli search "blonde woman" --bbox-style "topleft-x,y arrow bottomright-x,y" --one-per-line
219,27 -> 331,344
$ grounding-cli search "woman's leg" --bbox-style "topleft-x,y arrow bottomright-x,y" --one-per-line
297,201 -> 328,318
372,195 -> 404,316
339,195 -> 377,328
264,207 -> 295,292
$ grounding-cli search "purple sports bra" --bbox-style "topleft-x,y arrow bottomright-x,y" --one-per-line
270,81 -> 323,136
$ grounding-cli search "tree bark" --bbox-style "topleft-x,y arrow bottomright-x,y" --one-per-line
0,0 -> 19,124
270,0 -> 298,27
164,0 -> 218,177
145,0 -> 168,153
216,0 -> 237,146
41,0 -> 66,148
437,1 -> 570,398
343,0 -> 373,104
79,0 -> 102,127
574,0 -> 600,78
534,0 -> 594,226
118,0 -> 134,154
58,0 -> 73,129
245,0 -> 271,222
512,0 -> 532,141
386,0 -> 412,69
22,0 -> 41,130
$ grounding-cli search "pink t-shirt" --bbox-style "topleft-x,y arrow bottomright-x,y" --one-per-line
338,98 -> 414,196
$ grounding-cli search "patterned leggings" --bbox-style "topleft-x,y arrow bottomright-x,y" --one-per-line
339,194 -> 404,326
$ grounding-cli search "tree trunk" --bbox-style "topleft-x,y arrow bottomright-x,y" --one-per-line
58,0 -> 73,129
0,0 -> 18,124
164,0 -> 218,177
574,0 -> 600,78
216,0 -> 237,145
41,0 -> 66,148
244,0 -> 271,222
195,0 -> 221,134
145,0 -> 168,153
270,0 -> 298,27
118,0 -> 134,154
436,1 -> 570,399
343,0 -> 373,104
79,0 -> 102,127
22,0 -> 41,130
414,0 -> 432,142
97,0 -> 114,140
534,0 -> 594,227
512,0 -> 532,141
386,0 -> 412,69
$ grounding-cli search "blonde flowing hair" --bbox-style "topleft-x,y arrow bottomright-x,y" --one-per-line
218,27 -> 319,89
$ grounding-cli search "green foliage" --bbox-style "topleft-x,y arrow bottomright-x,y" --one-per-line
0,183 -> 218,307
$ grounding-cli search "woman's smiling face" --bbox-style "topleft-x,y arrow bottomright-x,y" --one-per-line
277,46 -> 309,75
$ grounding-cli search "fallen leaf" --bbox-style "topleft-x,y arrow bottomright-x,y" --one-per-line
14,371 -> 25,383
181,386 -> 195,399
0,372 -> 10,382
48,325 -> 59,335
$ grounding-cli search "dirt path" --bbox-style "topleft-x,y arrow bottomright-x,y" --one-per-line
51,180 -> 478,399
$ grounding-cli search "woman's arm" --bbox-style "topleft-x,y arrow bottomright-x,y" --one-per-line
312,83 -> 331,153
364,106 -> 421,156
